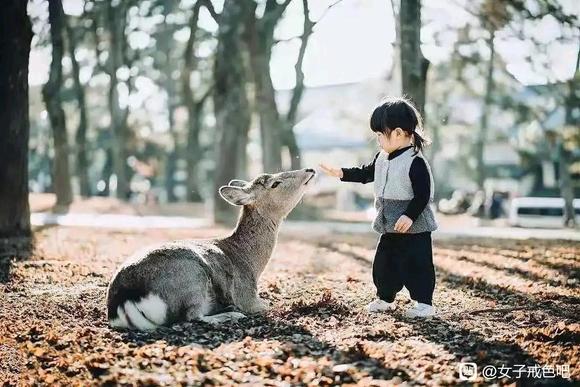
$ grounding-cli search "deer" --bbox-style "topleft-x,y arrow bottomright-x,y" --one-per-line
106,168 -> 316,330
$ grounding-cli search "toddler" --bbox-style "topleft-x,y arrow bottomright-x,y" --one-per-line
320,97 -> 438,318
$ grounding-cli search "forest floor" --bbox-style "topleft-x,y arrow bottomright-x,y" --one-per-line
0,225 -> 578,386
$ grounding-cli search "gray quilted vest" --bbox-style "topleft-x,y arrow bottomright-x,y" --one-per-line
372,148 -> 438,234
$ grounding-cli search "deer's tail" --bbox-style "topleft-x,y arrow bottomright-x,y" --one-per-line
109,293 -> 167,331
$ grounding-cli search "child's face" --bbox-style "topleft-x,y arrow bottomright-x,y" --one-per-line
376,128 -> 411,153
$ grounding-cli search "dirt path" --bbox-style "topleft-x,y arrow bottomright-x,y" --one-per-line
0,227 -> 578,385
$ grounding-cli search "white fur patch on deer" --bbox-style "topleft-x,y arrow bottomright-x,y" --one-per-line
109,293 -> 167,330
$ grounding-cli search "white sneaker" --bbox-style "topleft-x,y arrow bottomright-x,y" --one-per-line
367,299 -> 396,313
405,302 -> 436,318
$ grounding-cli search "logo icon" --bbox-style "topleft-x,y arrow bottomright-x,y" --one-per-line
459,362 -> 478,381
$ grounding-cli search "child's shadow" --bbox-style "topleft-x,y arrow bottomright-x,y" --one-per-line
405,315 -> 575,386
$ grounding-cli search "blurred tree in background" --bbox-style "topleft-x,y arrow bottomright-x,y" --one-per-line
501,0 -> 579,226
66,4 -> 91,197
423,0 -> 578,226
212,0 -> 251,224
473,0 -> 510,190
43,0 -> 73,207
399,0 -> 429,117
25,0 -> 330,224
182,0 -> 216,202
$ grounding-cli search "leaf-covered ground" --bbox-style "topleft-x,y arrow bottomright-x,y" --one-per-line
0,226 -> 578,386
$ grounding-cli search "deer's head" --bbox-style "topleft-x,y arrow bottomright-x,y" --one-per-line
219,168 -> 316,219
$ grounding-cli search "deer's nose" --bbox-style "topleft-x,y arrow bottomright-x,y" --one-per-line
305,168 -> 315,174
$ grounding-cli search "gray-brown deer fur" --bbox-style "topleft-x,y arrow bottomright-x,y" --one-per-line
106,168 -> 316,330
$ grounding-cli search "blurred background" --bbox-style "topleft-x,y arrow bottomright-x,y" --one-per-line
25,0 -> 580,229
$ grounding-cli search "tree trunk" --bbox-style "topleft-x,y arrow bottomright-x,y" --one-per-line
182,3 -> 204,202
182,3 -> 216,202
213,0 -> 251,224
560,43 -> 580,227
156,0 -> 180,203
399,0 -> 429,116
428,110 -> 443,198
246,11 -> 283,173
66,19 -> 91,197
164,159 -> 177,202
165,110 -> 181,203
254,46 -> 283,173
557,144 -> 575,227
244,0 -> 306,172
283,0 -> 315,170
236,121 -> 250,180
474,29 -> 496,191
387,0 -> 402,91
0,0 -> 32,255
100,148 -> 113,197
106,0 -> 130,200
186,101 -> 205,202
43,0 -> 73,207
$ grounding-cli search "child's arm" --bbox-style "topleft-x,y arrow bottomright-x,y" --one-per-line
319,153 -> 379,184
403,157 -> 431,220
395,157 -> 430,233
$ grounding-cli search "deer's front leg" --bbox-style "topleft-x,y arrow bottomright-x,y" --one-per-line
233,282 -> 270,314
249,296 -> 270,313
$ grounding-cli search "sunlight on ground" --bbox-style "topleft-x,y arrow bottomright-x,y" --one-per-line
0,226 -> 577,385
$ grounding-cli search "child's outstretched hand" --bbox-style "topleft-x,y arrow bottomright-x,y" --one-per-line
394,215 -> 413,233
319,164 -> 343,179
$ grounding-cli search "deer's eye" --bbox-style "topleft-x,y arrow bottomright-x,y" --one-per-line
271,181 -> 281,189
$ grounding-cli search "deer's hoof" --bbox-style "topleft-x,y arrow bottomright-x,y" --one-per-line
253,298 -> 270,313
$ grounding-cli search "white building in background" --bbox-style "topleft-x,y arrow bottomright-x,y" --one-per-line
276,78 -> 395,209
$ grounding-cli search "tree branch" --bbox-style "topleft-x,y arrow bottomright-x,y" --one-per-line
195,83 -> 214,110
200,0 -> 220,24
503,0 -> 579,28
273,0 -> 345,44
182,3 -> 202,108
313,0 -> 344,25
265,0 -> 293,18
286,0 -> 313,125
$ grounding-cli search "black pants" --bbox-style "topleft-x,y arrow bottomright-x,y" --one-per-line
372,232 -> 435,305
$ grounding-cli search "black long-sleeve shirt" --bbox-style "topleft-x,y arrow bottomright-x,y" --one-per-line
340,146 -> 431,221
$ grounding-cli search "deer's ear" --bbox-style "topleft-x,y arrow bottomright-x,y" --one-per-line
219,186 -> 255,206
228,179 -> 248,188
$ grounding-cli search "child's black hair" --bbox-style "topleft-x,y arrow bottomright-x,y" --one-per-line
370,97 -> 429,154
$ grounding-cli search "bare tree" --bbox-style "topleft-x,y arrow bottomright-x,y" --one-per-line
182,0 -> 217,202
86,0 -> 113,196
0,0 -> 32,256
66,15 -> 91,197
474,27 -> 495,190
105,0 -> 132,199
399,0 -> 429,116
248,0 -> 343,171
213,0 -> 252,224
246,0 -> 292,173
505,0 -> 577,226
473,0 -> 509,190
560,41 -> 580,227
283,0 -> 314,170
152,0 -> 181,202
43,0 -> 73,207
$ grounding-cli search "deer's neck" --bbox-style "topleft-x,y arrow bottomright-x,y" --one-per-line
221,206 -> 280,277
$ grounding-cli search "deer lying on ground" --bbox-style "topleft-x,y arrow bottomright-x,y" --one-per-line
106,168 -> 316,330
